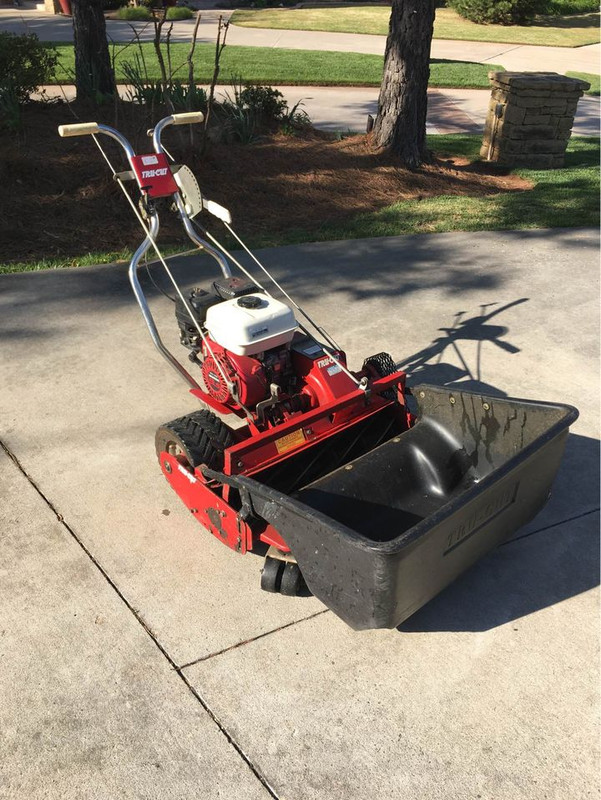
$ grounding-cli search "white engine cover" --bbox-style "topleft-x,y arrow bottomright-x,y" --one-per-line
205,294 -> 297,356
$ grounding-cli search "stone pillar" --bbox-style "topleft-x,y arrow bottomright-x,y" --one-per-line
481,71 -> 590,169
43,0 -> 60,12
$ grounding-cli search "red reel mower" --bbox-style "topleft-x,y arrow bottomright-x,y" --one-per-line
58,113 -> 577,629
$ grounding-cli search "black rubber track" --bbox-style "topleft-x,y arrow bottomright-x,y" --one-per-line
155,409 -> 235,470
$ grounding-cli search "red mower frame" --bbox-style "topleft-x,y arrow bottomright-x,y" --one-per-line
58,112 -> 410,580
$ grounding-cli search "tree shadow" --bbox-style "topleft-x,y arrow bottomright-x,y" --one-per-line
399,298 -> 528,397
1,228 -> 595,347
534,12 -> 600,29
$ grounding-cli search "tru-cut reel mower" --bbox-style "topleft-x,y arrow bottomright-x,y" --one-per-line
58,112 -> 578,630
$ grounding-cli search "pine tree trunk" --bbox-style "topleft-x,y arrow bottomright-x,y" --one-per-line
372,0 -> 436,168
72,0 -> 115,101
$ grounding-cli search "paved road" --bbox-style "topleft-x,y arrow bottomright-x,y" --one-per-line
1,228 -> 599,798
2,4 -> 600,75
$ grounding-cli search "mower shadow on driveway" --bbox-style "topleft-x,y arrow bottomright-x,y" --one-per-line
399,298 -> 528,398
398,431 -> 600,634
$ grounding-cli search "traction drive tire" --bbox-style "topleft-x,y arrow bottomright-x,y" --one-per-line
362,352 -> 398,401
155,409 -> 235,471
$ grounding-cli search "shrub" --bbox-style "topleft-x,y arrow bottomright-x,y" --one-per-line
541,0 -> 599,13
166,6 -> 194,19
117,5 -> 152,20
220,81 -> 311,142
448,0 -> 541,24
103,0 -> 128,9
0,84 -> 22,131
239,84 -> 288,120
0,33 -> 58,103
168,82 -> 207,111
122,55 -> 208,110
280,99 -> 311,135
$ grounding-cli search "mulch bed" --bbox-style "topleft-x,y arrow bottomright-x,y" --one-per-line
0,100 -> 531,264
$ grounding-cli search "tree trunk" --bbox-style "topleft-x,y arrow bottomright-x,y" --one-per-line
372,0 -> 436,168
72,0 -> 115,101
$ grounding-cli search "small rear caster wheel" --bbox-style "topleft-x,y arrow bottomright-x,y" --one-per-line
260,556 -> 284,593
280,562 -> 302,596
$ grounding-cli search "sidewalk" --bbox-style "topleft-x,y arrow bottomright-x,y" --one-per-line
37,83 -> 600,136
1,228 -> 599,799
1,4 -> 599,75
268,84 -> 599,135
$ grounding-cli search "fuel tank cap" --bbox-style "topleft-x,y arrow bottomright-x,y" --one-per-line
237,295 -> 263,309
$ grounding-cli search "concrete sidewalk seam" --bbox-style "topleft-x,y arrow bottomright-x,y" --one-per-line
179,608 -> 331,670
177,671 -> 282,800
503,506 -> 600,546
0,439 -> 177,661
0,438 -> 282,800
482,44 -> 523,63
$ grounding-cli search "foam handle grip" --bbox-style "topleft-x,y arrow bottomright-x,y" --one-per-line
171,112 -> 204,125
58,122 -> 100,137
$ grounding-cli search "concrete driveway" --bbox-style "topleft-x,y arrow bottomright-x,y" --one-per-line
1,228 -> 599,798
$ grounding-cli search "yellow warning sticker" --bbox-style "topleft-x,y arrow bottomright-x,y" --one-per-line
275,428 -> 306,455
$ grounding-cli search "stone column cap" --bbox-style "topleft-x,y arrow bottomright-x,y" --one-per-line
488,71 -> 590,92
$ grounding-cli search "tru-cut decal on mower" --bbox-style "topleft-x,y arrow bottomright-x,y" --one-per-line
315,355 -> 342,376
131,153 -> 179,198
177,462 -> 197,484
443,481 -> 520,556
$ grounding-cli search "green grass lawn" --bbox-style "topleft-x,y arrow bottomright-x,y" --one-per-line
266,136 -> 600,247
567,71 -> 601,94
0,245 -> 191,275
50,42 -> 499,89
231,7 -> 601,47
4,137 -> 597,274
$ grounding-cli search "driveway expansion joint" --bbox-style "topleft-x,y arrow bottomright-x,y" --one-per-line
503,506 -> 600,546
179,608 -> 331,671
0,437 -> 281,800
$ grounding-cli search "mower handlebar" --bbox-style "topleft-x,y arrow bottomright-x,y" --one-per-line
58,122 -> 100,138
170,112 -> 204,125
